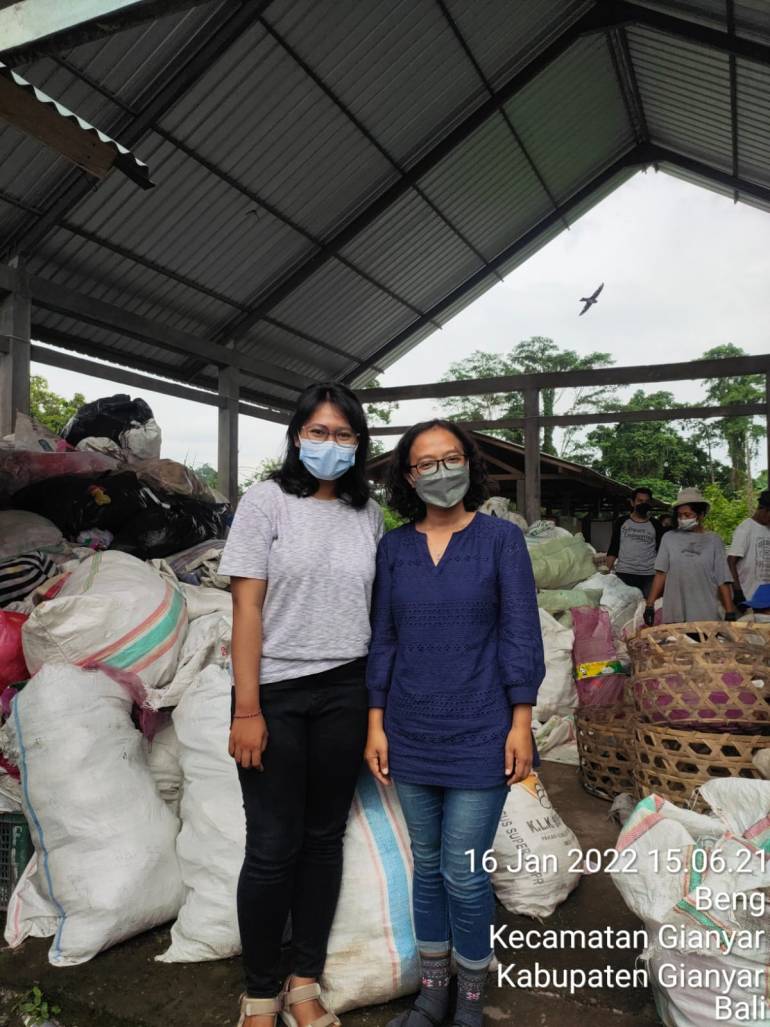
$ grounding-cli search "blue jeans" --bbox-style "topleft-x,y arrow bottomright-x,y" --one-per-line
395,781 -> 508,969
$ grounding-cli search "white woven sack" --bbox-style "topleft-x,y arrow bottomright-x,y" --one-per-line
22,550 -> 187,690
4,664 -> 183,965
535,608 -> 576,721
322,771 -> 419,1012
157,664 -> 244,962
491,772 -> 581,919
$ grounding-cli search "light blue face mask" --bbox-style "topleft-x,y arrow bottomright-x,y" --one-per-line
299,438 -> 357,481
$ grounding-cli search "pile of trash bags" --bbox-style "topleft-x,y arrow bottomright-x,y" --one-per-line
0,399 -> 230,611
478,499 -> 646,767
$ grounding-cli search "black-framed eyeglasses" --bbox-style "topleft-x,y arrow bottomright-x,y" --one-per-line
409,454 -> 467,477
301,423 -> 359,448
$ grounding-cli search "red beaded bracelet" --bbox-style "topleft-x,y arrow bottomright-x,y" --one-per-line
232,711 -> 263,719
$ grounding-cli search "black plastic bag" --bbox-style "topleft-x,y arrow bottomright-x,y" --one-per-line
111,495 -> 229,560
11,471 -> 156,538
60,394 -> 154,446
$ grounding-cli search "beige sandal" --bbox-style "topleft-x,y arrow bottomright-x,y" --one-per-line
280,979 -> 340,1027
236,992 -> 284,1027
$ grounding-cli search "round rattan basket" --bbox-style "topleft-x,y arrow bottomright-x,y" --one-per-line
575,701 -> 636,801
633,721 -> 768,810
627,621 -> 770,733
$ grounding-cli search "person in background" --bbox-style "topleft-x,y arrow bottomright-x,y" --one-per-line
643,487 -> 736,626
606,486 -> 664,597
741,583 -> 770,622
219,382 -> 383,1027
365,419 -> 544,1027
728,491 -> 770,608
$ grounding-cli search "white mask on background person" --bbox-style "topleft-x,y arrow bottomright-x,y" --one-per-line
677,517 -> 698,531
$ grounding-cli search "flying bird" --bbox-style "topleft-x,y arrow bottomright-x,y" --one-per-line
579,282 -> 604,315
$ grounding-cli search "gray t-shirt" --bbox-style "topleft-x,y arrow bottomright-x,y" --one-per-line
219,480 -> 384,682
616,517 -> 657,575
655,529 -> 731,623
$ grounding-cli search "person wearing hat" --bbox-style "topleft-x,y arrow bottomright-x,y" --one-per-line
643,487 -> 737,626
727,491 -> 770,608
742,583 -> 770,622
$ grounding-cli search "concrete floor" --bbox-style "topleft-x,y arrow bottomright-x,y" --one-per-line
0,763 -> 662,1027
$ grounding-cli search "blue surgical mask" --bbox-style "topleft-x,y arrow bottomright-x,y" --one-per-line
299,438 -> 357,481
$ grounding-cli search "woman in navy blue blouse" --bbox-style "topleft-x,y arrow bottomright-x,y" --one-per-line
365,420 -> 544,1027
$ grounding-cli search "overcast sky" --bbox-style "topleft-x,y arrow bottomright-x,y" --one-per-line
33,168 -> 770,478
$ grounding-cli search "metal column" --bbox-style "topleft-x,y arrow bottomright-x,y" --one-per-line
0,265 -> 31,437
218,364 -> 239,506
523,387 -> 541,524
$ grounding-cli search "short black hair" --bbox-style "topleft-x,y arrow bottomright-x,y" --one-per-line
385,419 -> 491,521
633,486 -> 653,500
270,382 -> 371,509
676,502 -> 708,517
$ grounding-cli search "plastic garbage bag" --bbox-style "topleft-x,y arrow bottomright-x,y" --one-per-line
0,611 -> 29,689
0,510 -> 62,560
60,394 -> 153,447
0,451 -> 117,498
572,606 -> 627,706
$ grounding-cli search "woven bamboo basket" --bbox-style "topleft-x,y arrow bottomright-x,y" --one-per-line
575,701 -> 636,801
627,622 -> 770,732
633,722 -> 768,810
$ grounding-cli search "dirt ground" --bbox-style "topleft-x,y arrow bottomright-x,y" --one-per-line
0,763 -> 661,1027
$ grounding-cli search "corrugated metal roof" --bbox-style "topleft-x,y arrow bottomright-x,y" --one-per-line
628,24 -> 733,171
1,0 -> 768,407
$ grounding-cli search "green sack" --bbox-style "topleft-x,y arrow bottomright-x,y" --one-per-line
528,534 -> 597,590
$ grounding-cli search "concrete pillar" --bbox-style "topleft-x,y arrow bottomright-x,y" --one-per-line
765,375 -> 770,485
0,266 -> 31,437
524,387 -> 541,524
218,364 -> 239,507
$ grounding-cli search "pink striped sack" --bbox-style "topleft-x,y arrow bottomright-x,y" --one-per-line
22,550 -> 188,690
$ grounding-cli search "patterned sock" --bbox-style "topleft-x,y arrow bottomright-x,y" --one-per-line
387,952 -> 451,1027
451,964 -> 488,1027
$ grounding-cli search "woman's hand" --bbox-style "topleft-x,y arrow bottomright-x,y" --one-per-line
505,721 -> 533,786
365,726 -> 391,786
229,715 -> 268,770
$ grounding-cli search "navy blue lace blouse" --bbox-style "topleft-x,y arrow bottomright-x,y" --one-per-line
366,512 -> 545,788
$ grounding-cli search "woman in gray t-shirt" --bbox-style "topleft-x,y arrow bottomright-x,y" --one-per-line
644,489 -> 736,625
219,382 -> 383,1027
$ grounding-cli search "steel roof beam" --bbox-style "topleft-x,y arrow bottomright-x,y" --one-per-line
3,0 -> 275,262
203,3 -> 614,348
343,148 -> 641,384
639,143 -> 770,206
435,0 -> 569,232
727,0 -> 740,203
603,0 -> 770,65
0,262 -> 310,392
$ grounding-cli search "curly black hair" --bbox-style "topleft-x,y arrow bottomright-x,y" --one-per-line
385,419 -> 491,522
270,381 -> 371,509
674,501 -> 708,518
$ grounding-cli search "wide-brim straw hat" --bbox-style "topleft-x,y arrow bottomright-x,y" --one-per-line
672,486 -> 710,514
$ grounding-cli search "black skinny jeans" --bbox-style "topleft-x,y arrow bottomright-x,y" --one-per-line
233,658 -> 368,997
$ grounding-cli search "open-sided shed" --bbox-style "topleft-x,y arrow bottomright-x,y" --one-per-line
2,0 -> 770,501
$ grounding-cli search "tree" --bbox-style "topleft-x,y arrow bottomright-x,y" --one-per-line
29,375 -> 85,433
508,337 -> 615,456
191,462 -> 218,489
362,376 -> 399,457
587,390 -> 721,492
703,483 -> 749,544
701,344 -> 765,505
439,338 -> 616,454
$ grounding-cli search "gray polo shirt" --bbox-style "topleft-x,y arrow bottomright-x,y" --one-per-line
219,480 -> 384,682
655,529 -> 731,623
615,518 -> 657,575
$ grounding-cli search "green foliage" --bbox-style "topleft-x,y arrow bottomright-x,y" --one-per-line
439,338 -> 615,453
703,483 -> 749,544
702,344 -> 765,503
190,462 -> 218,489
362,376 -> 398,459
382,505 -> 406,532
587,390 -> 721,491
13,986 -> 61,1025
239,457 -> 282,496
29,375 -> 85,434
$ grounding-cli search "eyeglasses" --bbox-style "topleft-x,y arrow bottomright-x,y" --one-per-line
302,424 -> 359,448
409,454 -> 467,477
